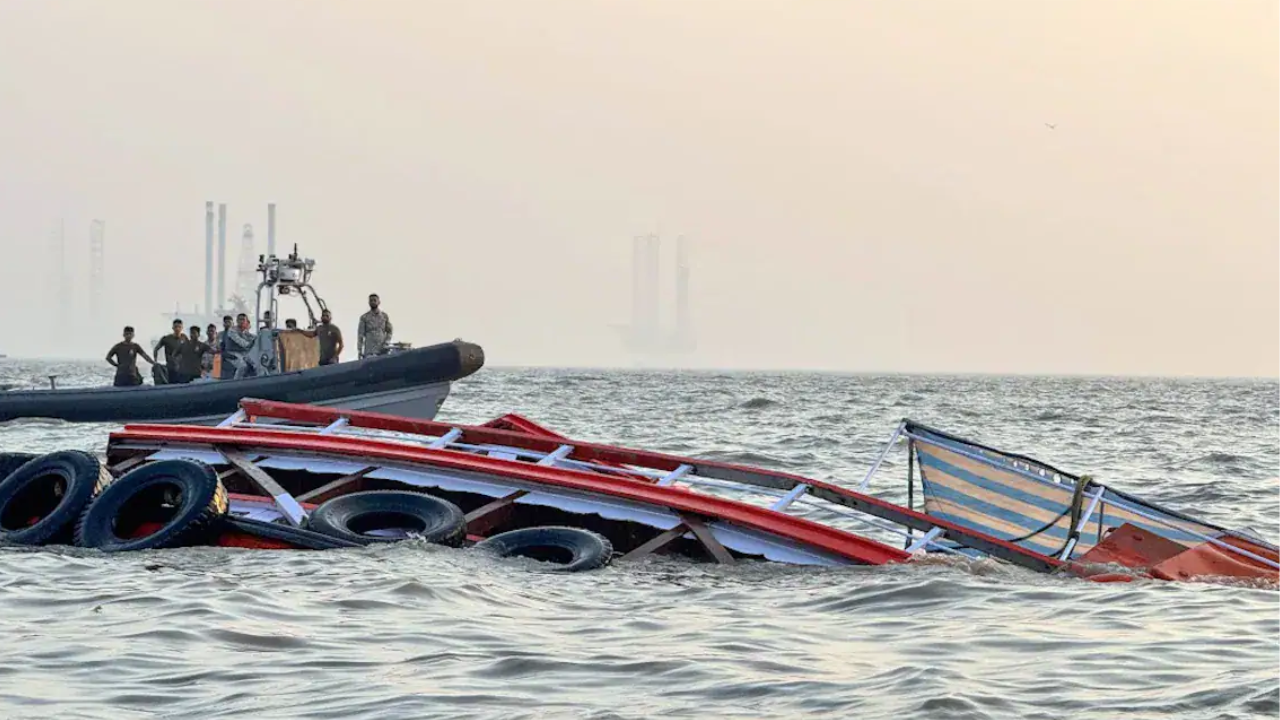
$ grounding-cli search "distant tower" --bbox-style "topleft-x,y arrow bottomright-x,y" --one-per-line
615,232 -> 694,361
673,235 -> 693,350
89,220 -> 105,332
217,203 -> 228,312
267,202 -> 277,257
643,234 -> 660,347
204,201 -> 214,315
233,223 -> 259,309
626,234 -> 662,351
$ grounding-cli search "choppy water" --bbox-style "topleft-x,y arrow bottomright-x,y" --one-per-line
1,360 -> 1277,720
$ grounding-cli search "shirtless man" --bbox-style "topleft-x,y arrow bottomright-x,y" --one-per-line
106,326 -> 155,387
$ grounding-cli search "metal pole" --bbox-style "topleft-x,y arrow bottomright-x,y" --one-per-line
857,420 -> 905,492
267,203 -> 276,257
217,203 -> 227,313
905,439 -> 916,545
204,202 -> 214,316
675,235 -> 690,348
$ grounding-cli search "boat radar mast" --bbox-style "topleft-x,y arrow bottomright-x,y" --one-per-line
254,243 -> 329,331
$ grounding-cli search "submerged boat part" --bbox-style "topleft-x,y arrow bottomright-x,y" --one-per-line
4,398 -> 1269,585
864,420 -> 1280,585
98,399 -> 1095,574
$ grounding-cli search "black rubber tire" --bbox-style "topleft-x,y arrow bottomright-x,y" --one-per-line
224,516 -> 363,550
74,459 -> 229,552
474,526 -> 614,572
0,452 -> 40,482
306,490 -> 466,547
0,450 -> 112,546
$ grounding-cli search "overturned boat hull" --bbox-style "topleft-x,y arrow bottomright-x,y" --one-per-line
0,340 -> 484,425
99,400 -> 1079,570
3,397 -> 1269,585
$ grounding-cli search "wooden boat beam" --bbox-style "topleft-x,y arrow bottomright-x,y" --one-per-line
682,514 -> 735,565
216,446 -> 307,527
620,525 -> 689,562
295,467 -> 376,504
616,514 -> 736,565
463,490 -> 529,536
108,454 -> 149,476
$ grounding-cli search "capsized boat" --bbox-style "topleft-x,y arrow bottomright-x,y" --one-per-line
1,399 -> 1244,583
0,246 -> 485,425
865,420 -> 1279,584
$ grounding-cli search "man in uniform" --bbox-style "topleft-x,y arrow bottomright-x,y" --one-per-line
153,318 -> 188,384
302,308 -> 345,365
218,315 -> 234,379
106,326 -> 155,387
357,293 -> 393,359
223,313 -> 258,379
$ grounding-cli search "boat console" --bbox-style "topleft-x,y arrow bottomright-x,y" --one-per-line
238,245 -> 321,376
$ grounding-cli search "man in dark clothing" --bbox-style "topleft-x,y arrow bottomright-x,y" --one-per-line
106,326 -> 155,387
154,319 -> 188,384
303,309 -> 345,365
180,326 -> 212,382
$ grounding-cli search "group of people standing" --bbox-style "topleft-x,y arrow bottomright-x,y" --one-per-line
106,315 -> 251,387
104,293 -> 391,388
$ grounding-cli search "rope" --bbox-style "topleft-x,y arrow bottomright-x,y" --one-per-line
1003,474 -> 1093,553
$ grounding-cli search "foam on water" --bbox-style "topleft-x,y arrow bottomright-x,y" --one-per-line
0,361 -> 1277,719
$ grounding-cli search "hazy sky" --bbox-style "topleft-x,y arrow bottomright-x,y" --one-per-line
1,1 -> 1276,376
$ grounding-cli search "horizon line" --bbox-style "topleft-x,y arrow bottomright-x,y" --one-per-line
2,354 -> 1276,382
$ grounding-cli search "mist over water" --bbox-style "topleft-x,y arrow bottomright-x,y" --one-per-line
1,2 -> 1277,375
1,362 -> 1276,719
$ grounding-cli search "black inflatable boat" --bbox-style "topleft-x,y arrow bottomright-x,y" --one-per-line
0,339 -> 484,425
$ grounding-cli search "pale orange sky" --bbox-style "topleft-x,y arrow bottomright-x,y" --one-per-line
0,1 -> 1276,376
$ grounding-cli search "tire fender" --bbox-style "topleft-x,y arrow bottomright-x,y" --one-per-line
0,452 -> 40,482
0,450 -> 112,546
306,490 -> 466,547
75,459 -> 229,552
474,526 -> 614,572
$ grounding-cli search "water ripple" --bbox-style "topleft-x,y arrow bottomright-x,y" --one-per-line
0,364 -> 1277,718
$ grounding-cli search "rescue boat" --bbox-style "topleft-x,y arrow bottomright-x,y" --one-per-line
0,245 -> 485,425
0,400 -> 1273,584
